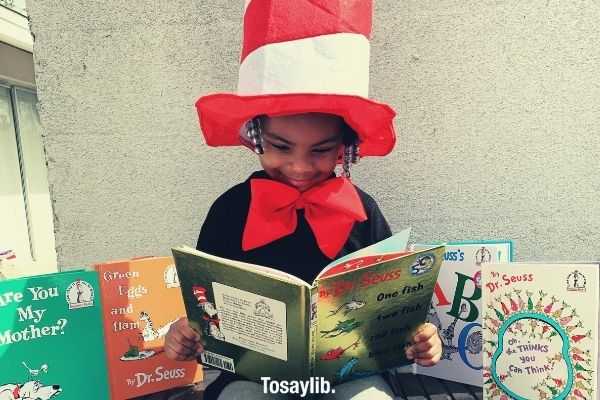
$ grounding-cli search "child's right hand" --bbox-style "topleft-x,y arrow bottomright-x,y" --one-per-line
164,317 -> 204,361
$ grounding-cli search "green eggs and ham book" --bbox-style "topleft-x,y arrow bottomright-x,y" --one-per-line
0,270 -> 109,399
482,263 -> 599,400
411,240 -> 513,386
172,229 -> 444,383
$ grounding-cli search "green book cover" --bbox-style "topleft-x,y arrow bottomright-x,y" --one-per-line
173,231 -> 443,384
0,270 -> 110,399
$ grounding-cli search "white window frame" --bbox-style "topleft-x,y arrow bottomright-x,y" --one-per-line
1,82 -> 57,277
0,2 -> 32,52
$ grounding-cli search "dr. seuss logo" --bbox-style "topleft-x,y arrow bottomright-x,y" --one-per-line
566,270 -> 586,292
164,263 -> 180,288
66,280 -> 95,309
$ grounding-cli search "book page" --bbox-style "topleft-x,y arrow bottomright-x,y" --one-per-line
212,282 -> 288,362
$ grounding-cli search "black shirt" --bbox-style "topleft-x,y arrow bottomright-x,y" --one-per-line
196,170 -> 392,398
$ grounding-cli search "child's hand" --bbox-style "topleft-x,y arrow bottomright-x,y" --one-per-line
164,317 -> 203,361
405,322 -> 442,366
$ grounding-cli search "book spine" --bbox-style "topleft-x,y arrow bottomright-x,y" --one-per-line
308,285 -> 319,377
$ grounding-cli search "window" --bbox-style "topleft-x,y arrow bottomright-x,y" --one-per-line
0,84 -> 57,276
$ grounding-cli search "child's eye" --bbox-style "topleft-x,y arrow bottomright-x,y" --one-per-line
271,143 -> 290,151
312,147 -> 335,154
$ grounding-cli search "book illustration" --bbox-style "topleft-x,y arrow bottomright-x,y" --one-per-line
327,297 -> 366,318
319,339 -> 361,361
483,287 -> 594,400
138,311 -> 176,342
21,361 -> 48,377
475,246 -> 492,265
320,318 -> 362,338
334,357 -> 375,383
254,299 -> 273,319
192,286 -> 225,341
410,253 -> 436,276
119,339 -> 157,361
429,303 -> 482,362
0,380 -> 62,400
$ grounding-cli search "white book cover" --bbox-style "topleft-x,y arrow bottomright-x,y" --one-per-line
482,263 -> 599,400
412,241 -> 513,386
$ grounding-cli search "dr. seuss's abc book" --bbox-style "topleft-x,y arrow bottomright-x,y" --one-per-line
412,241 -> 513,386
0,270 -> 109,399
95,256 -> 202,400
173,230 -> 444,383
482,263 -> 599,400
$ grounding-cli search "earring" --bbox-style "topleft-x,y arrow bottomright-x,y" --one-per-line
245,117 -> 264,154
342,144 -> 360,178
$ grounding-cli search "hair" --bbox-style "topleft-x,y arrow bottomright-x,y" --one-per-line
242,113 -> 361,177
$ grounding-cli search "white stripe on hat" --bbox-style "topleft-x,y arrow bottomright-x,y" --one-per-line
237,33 -> 370,97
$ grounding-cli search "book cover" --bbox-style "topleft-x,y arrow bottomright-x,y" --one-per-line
173,231 -> 444,384
482,263 -> 599,400
413,241 -> 513,386
95,256 -> 202,399
0,270 -> 109,399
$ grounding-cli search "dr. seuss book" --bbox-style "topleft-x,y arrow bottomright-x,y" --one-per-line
412,241 -> 513,386
0,270 -> 109,399
482,263 -> 599,400
173,230 -> 444,383
95,256 -> 202,399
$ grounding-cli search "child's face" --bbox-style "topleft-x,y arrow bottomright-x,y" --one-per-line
259,113 -> 344,192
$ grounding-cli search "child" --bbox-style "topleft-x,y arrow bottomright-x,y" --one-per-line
166,1 -> 442,399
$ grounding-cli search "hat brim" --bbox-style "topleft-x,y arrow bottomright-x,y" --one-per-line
195,93 -> 396,157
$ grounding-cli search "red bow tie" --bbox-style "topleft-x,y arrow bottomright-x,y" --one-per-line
242,177 -> 367,259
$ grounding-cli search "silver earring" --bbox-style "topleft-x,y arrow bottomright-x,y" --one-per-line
342,144 -> 360,178
245,117 -> 264,154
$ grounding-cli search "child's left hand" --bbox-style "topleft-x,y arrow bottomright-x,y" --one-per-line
405,322 -> 442,366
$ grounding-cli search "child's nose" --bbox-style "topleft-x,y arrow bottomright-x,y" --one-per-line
289,156 -> 313,175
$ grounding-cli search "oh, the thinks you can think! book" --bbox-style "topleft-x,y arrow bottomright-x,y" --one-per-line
173,229 -> 444,384
482,263 -> 599,400
0,270 -> 109,399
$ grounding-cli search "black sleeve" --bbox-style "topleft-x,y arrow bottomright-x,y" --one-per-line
196,200 -> 227,255
195,181 -> 250,259
363,193 -> 393,243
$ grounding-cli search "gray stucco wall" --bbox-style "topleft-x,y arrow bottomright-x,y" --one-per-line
27,1 -> 600,269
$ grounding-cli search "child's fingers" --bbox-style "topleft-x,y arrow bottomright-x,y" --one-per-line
175,317 -> 202,341
414,349 -> 442,367
165,340 -> 202,361
409,339 -> 435,354
411,322 -> 437,343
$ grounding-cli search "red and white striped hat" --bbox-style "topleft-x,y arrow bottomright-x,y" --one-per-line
193,286 -> 208,304
195,0 -> 396,157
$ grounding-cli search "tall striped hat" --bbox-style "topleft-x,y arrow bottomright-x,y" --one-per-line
196,0 -> 396,157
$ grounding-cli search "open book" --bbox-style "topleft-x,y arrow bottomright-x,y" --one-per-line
172,229 -> 444,383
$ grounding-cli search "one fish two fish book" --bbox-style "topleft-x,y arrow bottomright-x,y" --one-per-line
407,241 -> 514,387
482,262 -> 600,400
172,228 -> 445,384
0,270 -> 109,399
